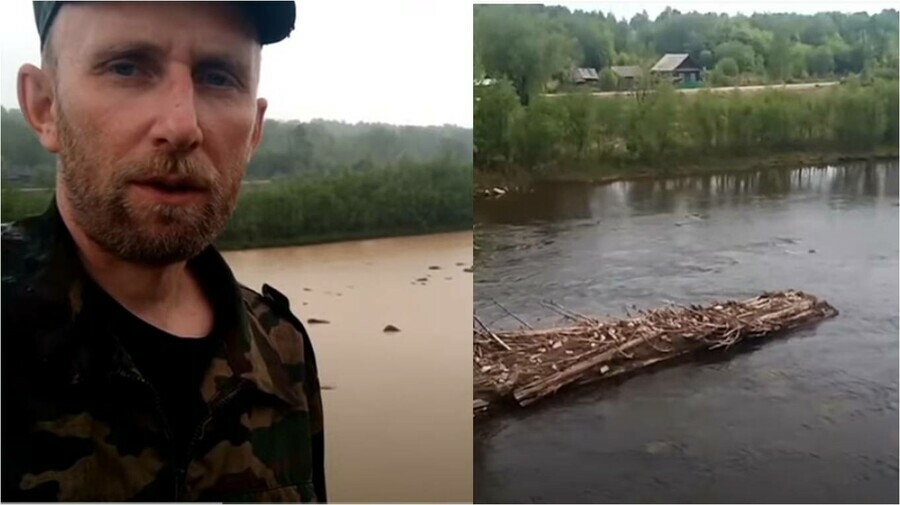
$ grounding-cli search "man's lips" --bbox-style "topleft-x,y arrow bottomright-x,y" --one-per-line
129,176 -> 210,205
131,176 -> 208,193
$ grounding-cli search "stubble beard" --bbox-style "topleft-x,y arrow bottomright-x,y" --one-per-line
56,108 -> 245,266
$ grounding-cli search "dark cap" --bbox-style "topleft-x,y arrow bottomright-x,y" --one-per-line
33,1 -> 296,48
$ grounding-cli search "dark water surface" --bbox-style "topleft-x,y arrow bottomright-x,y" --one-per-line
474,162 -> 899,503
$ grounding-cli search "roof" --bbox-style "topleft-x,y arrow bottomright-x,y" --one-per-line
611,65 -> 642,78
571,68 -> 599,82
651,54 -> 701,72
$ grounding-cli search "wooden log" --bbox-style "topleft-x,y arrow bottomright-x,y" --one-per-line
514,331 -> 660,405
476,290 -> 838,416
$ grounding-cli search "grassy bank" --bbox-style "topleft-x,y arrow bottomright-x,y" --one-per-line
475,78 -> 899,190
2,161 -> 473,250
475,147 -> 899,193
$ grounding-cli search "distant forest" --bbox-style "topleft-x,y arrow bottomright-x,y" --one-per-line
0,106 -> 473,188
1,107 -> 473,247
475,5 -> 900,102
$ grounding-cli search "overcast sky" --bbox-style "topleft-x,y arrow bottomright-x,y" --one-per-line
0,0 -> 473,127
2,1 -> 895,127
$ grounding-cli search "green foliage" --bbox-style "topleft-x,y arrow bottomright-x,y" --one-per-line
475,79 -> 899,172
1,109 -> 473,247
511,97 -> 564,169
699,49 -> 714,68
1,107 -> 472,187
716,57 -> 740,77
706,69 -> 731,87
557,93 -> 596,156
475,5 -> 900,99
474,5 -> 576,105
766,32 -> 791,81
714,41 -> 756,72
474,80 -> 521,166
598,68 -> 618,91
1,107 -> 58,186
216,162 -> 472,249
788,43 -> 812,79
1,162 -> 473,249
1,188 -> 54,223
626,83 -> 683,162
565,14 -> 617,70
832,81 -> 887,149
807,46 -> 836,76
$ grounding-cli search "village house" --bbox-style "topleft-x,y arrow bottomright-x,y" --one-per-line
650,53 -> 703,85
569,67 -> 600,85
610,65 -> 642,90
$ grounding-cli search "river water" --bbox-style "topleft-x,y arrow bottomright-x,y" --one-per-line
223,231 -> 473,503
473,162 -> 899,503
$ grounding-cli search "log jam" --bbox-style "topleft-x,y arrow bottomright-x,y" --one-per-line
474,290 -> 838,416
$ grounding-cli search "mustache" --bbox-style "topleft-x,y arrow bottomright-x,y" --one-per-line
118,156 -> 217,190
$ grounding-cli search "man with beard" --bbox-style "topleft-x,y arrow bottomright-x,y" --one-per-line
2,2 -> 326,501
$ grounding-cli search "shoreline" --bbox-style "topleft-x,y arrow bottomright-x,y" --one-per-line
215,226 -> 473,252
0,192 -> 472,253
474,148 -> 899,196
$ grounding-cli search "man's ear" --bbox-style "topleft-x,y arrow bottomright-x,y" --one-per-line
248,97 -> 268,159
17,64 -> 60,153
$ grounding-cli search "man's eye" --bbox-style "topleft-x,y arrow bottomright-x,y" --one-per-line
199,70 -> 237,88
109,62 -> 138,77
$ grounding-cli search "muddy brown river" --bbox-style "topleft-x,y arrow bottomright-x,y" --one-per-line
224,231 -> 473,503
474,162 -> 898,503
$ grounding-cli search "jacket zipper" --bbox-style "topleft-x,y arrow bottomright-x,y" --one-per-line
176,380 -> 249,500
114,370 -> 178,498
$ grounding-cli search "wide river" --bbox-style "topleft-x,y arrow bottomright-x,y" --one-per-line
224,231 -> 473,503
474,162 -> 898,503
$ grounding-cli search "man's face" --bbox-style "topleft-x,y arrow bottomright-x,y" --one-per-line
45,2 -> 266,264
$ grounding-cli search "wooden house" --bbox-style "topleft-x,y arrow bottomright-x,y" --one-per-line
570,67 -> 600,85
610,65 -> 642,90
650,54 -> 702,84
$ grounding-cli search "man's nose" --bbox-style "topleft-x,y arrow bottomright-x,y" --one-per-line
151,67 -> 204,154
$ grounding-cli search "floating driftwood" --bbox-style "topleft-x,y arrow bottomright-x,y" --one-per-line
474,290 -> 837,416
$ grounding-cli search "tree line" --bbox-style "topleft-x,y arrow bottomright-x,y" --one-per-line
475,78 -> 898,171
1,106 -> 473,187
475,5 -> 900,103
1,107 -> 473,248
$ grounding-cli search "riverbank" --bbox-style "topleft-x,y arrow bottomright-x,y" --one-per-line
475,147 -> 898,196
1,161 -> 473,250
475,78 -> 898,194
215,223 -> 472,251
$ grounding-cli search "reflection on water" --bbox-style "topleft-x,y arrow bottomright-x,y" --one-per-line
474,162 -> 898,503
476,162 -> 899,225
223,232 -> 473,503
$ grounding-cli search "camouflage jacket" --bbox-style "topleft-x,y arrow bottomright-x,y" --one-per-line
1,201 -> 326,502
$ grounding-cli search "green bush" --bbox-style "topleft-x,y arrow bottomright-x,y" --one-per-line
598,68 -> 618,91
474,77 -> 899,171
715,57 -> 740,77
